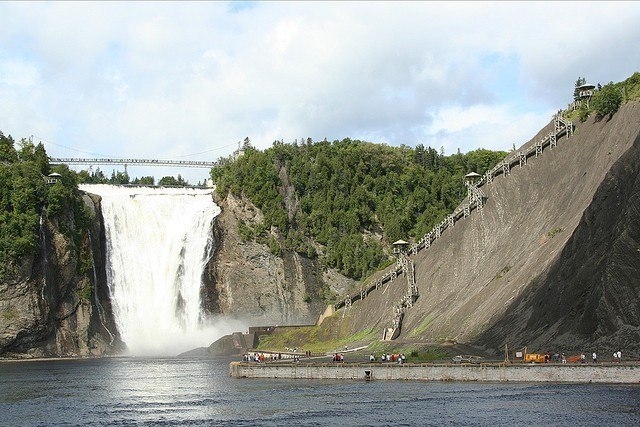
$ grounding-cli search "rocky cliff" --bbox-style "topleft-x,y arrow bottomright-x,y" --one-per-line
206,192 -> 355,325
325,101 -> 640,358
0,193 -> 122,358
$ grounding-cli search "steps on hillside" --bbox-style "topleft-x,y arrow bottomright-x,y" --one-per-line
335,113 -> 574,341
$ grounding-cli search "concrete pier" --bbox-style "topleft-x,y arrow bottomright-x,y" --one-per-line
230,362 -> 640,384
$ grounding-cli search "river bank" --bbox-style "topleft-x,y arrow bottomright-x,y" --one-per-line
230,361 -> 640,384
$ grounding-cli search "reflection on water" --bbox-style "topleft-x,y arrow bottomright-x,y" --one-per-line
1,357 -> 639,426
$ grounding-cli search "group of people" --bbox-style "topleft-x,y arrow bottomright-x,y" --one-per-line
242,352 -> 278,363
370,353 -> 407,364
541,351 -> 623,364
590,351 -> 623,363
242,352 -> 302,363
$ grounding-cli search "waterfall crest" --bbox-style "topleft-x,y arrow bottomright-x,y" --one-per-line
81,184 -> 223,356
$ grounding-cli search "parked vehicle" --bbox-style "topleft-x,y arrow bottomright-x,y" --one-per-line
451,355 -> 484,364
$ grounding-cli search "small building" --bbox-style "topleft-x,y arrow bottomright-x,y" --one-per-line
46,172 -> 61,185
392,239 -> 409,254
464,172 -> 481,186
573,83 -> 597,109
575,83 -> 596,100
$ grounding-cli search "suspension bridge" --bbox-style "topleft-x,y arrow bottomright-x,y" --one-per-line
47,157 -> 219,168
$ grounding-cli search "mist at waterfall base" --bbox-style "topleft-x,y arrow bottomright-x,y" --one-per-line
81,184 -> 242,357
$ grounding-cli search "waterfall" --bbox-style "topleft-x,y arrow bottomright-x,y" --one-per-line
80,184 -> 224,356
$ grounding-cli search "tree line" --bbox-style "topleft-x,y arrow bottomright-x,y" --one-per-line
0,133 -> 91,278
211,138 -> 507,280
76,169 -> 192,186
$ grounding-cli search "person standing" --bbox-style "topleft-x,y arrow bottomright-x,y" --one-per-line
617,350 -> 622,362
592,352 -> 598,363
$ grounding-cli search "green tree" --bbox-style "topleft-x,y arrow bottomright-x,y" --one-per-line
0,132 -> 19,163
109,170 -> 130,185
18,139 -> 50,175
573,77 -> 587,100
132,176 -> 155,185
158,175 -> 189,186
591,82 -> 623,118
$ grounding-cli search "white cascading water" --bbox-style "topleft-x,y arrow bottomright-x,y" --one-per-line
80,184 -> 230,356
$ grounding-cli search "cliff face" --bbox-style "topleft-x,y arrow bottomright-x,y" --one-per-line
207,192 -> 349,325
0,194 -> 122,358
475,122 -> 640,354
329,101 -> 640,357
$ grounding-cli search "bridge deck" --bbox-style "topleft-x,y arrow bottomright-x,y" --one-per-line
48,157 -> 218,168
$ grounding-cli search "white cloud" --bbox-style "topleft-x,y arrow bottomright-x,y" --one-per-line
0,1 -> 639,183
422,103 -> 554,155
0,59 -> 40,87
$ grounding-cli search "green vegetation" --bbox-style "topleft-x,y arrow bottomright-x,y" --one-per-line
77,168 -> 192,187
0,132 -> 92,278
257,325 -> 379,354
547,227 -> 563,238
1,308 -> 19,321
212,139 -> 507,280
255,324 -> 449,362
158,175 -> 189,186
408,313 -> 435,337
76,282 -> 92,302
495,265 -> 511,280
591,82 -> 624,118
365,342 -> 451,362
571,72 -> 640,122
77,168 -> 132,185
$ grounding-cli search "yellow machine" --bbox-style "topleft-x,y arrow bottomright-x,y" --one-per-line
524,353 -> 546,363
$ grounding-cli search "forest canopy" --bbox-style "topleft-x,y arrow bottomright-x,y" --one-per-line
0,132 -> 91,278
211,138 -> 507,280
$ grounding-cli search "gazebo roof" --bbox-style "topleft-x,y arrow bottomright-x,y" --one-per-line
465,172 -> 481,178
48,173 -> 62,177
392,239 -> 409,245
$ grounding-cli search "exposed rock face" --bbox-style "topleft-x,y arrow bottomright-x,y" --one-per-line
0,194 -> 122,358
331,101 -> 640,358
475,117 -> 640,354
207,192 -> 335,325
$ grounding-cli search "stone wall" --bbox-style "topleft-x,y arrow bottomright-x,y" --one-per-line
230,362 -> 640,384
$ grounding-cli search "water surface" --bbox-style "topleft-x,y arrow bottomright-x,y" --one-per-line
2,357 -> 639,426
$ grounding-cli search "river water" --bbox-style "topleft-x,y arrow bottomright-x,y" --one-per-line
1,357 -> 639,426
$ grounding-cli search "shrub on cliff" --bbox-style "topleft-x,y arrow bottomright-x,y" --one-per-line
591,82 -> 623,118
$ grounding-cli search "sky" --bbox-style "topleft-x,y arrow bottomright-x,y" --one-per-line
1,1 -> 640,184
